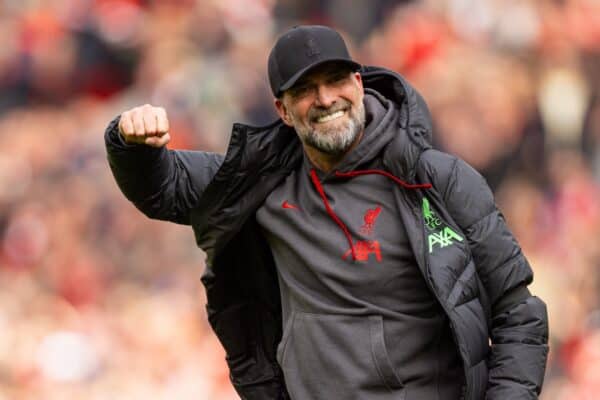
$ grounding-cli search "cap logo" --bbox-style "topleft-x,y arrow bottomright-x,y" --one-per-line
305,37 -> 320,58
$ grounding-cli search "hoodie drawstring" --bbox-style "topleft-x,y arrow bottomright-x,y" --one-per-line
334,170 -> 432,190
310,169 -> 357,260
309,168 -> 432,261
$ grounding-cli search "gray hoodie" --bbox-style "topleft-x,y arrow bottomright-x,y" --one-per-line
256,90 -> 464,400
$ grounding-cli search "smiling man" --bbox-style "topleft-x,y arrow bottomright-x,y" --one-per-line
105,25 -> 548,400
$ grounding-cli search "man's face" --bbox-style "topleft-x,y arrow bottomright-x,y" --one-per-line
275,62 -> 365,156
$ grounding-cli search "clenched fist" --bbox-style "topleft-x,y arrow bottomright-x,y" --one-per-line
118,104 -> 171,148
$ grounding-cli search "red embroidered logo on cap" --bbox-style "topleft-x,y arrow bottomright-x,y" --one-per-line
282,200 -> 299,210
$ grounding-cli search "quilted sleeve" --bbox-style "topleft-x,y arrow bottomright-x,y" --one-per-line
105,115 -> 223,225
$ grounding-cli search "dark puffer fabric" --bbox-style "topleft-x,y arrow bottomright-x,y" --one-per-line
104,66 -> 549,400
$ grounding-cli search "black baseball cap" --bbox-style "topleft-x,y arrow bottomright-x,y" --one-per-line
268,25 -> 361,97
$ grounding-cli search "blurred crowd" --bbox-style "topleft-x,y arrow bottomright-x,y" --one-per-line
0,0 -> 598,399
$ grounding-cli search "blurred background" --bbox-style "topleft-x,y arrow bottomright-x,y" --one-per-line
0,0 -> 598,398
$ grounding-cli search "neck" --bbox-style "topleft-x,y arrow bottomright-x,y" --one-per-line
303,130 -> 364,173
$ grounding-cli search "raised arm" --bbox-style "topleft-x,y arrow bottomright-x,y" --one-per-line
105,104 -> 223,225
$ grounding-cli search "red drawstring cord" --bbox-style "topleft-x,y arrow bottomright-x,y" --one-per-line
310,169 -> 357,260
335,170 -> 432,189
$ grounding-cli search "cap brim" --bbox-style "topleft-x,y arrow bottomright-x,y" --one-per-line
277,59 -> 362,96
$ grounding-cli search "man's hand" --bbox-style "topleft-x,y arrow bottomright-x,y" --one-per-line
118,104 -> 171,148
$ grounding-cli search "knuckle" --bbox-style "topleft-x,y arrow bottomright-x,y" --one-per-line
120,122 -> 132,135
133,121 -> 145,135
157,118 -> 169,132
143,112 -> 154,124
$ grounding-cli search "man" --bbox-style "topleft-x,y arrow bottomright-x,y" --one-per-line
106,25 -> 548,400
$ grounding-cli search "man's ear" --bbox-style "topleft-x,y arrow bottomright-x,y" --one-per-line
274,98 -> 294,127
354,72 -> 364,92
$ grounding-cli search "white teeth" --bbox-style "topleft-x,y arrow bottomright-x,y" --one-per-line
316,110 -> 344,123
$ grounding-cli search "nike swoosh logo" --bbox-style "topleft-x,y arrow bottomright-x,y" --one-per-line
282,200 -> 299,210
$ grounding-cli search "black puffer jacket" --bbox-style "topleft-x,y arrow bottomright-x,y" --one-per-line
106,66 -> 549,400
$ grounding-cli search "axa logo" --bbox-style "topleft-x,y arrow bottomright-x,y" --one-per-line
422,197 -> 463,253
428,227 -> 463,253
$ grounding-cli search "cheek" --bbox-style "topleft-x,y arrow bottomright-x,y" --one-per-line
336,85 -> 361,109
289,103 -> 312,124
350,84 -> 363,103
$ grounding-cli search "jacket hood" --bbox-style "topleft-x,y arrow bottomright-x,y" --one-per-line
360,66 -> 433,146
359,66 -> 433,180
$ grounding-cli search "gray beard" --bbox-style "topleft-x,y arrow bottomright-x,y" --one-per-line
293,102 -> 366,156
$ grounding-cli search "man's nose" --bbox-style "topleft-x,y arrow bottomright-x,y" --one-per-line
315,84 -> 337,108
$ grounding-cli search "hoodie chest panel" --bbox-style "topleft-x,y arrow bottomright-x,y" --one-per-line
256,170 -> 436,316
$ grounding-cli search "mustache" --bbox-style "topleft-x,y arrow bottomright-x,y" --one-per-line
308,100 -> 351,122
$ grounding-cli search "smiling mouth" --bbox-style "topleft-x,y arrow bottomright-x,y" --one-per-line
314,110 -> 346,123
